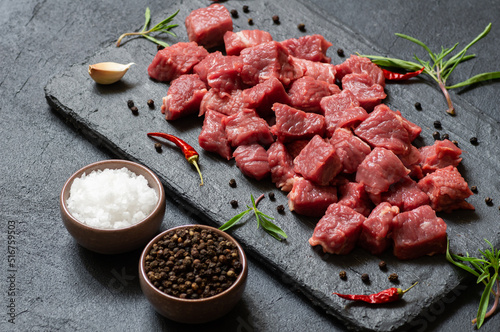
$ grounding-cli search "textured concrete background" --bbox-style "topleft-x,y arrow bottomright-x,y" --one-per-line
1,0 -> 500,331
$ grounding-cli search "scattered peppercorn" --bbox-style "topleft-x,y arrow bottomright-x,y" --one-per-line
130,106 -> 139,115
157,44 -> 165,51
230,200 -> 239,208
144,226 -> 242,299
147,99 -> 155,109
470,186 -> 478,193
388,273 -> 399,282
230,9 -> 238,18
339,270 -> 347,280
272,15 -> 280,24
297,23 -> 306,32
248,18 -> 254,25
269,192 -> 275,201
242,5 -> 249,13
378,261 -> 387,270
154,143 -> 162,153
414,102 -> 422,110
361,273 -> 370,283
127,100 -> 134,109
485,197 -> 493,206
452,140 -> 459,146
470,137 -> 478,145
229,179 -> 237,188
433,120 -> 442,129
277,205 -> 285,214
432,131 -> 441,140
442,133 -> 450,140
337,48 -> 345,57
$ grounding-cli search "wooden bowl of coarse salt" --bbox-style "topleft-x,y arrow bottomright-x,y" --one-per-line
60,159 -> 166,254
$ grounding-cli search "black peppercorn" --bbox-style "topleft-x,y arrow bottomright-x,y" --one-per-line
154,143 -> 162,153
339,270 -> 347,280
389,273 -> 399,282
248,18 -> 254,25
470,186 -> 478,193
127,100 -> 134,109
230,200 -> 238,208
361,273 -> 369,282
485,197 -> 493,205
378,261 -> 387,270
230,9 -> 238,18
470,137 -> 478,145
147,99 -> 155,109
442,133 -> 450,140
297,23 -> 306,32
452,140 -> 459,146
130,106 -> 139,115
242,5 -> 249,13
432,131 -> 441,140
269,192 -> 275,201
277,205 -> 285,214
337,48 -> 345,57
414,102 -> 422,110
272,15 -> 280,24
229,179 -> 237,188
433,120 -> 442,129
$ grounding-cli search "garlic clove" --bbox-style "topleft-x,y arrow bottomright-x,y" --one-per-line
88,62 -> 135,85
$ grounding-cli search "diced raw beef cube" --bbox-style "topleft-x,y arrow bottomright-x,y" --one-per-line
418,165 -> 474,212
335,54 -> 385,87
161,74 -> 207,120
398,145 -> 421,167
199,89 -> 243,116
224,29 -> 273,55
381,176 -> 429,212
359,202 -> 399,255
395,110 -> 421,141
267,141 -> 295,191
392,205 -> 447,260
291,56 -> 336,84
280,34 -> 333,63
329,128 -> 371,174
293,135 -> 342,186
185,4 -> 233,49
356,147 -> 410,195
240,41 -> 302,86
337,182 -> 372,217
233,144 -> 270,180
286,140 -> 309,159
342,73 -> 386,111
309,203 -> 366,254
241,78 -> 289,118
198,110 -> 232,160
288,177 -> 337,217
419,139 -> 462,174
288,76 -> 340,113
320,90 -> 368,137
223,108 -> 274,147
206,55 -> 245,92
193,51 -> 223,83
272,103 -> 325,143
148,42 -> 209,82
354,104 -> 413,155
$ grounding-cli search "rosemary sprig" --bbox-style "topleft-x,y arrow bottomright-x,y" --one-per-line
362,23 -> 500,115
446,239 -> 500,329
219,194 -> 288,241
116,7 -> 179,47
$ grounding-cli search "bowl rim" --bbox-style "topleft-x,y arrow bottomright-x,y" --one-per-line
139,224 -> 248,303
60,159 -> 165,233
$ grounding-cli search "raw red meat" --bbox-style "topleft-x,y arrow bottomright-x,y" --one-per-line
272,103 -> 325,143
199,89 -> 243,116
240,41 -> 302,86
241,78 -> 289,118
223,108 -> 274,147
418,165 -> 474,212
392,205 -> 447,260
224,29 -> 273,55
286,140 -> 309,159
337,181 -> 373,217
335,54 -> 385,87
381,176 -> 429,212
148,42 -> 209,82
205,55 -> 245,92
267,141 -> 295,191
359,202 -> 399,255
395,110 -> 421,141
291,56 -> 337,84
419,139 -> 462,174
198,110 -> 232,160
329,128 -> 371,174
288,177 -> 338,217
320,90 -> 368,137
193,51 -> 223,83
280,34 -> 332,63
342,72 -> 386,111
293,135 -> 342,186
309,203 -> 366,254
356,147 -> 409,195
161,74 -> 207,120
354,104 -> 413,155
288,76 -> 340,113
233,144 -> 270,180
185,3 -> 233,49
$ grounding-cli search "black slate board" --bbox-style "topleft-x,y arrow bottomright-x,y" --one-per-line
44,0 -> 500,330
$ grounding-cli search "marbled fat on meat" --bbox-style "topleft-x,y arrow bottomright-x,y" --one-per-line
288,177 -> 337,217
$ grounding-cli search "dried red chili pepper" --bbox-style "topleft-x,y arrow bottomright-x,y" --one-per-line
147,132 -> 204,186
332,282 -> 418,304
382,67 -> 424,81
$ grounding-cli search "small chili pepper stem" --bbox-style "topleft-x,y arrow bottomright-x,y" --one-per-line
399,281 -> 419,296
188,156 -> 204,186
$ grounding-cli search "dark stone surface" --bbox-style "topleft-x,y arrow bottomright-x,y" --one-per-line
2,0 -> 500,331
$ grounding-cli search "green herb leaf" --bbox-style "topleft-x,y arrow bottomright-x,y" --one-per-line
219,208 -> 252,232
141,7 -> 151,32
447,72 -> 500,89
477,271 -> 497,328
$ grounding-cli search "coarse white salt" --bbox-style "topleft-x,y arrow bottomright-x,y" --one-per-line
66,167 -> 159,229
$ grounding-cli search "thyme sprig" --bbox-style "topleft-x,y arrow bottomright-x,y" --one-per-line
219,194 -> 288,241
362,23 -> 500,115
116,7 -> 179,47
446,239 -> 500,329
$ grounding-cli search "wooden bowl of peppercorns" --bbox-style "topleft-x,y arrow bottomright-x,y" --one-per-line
139,224 -> 248,324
